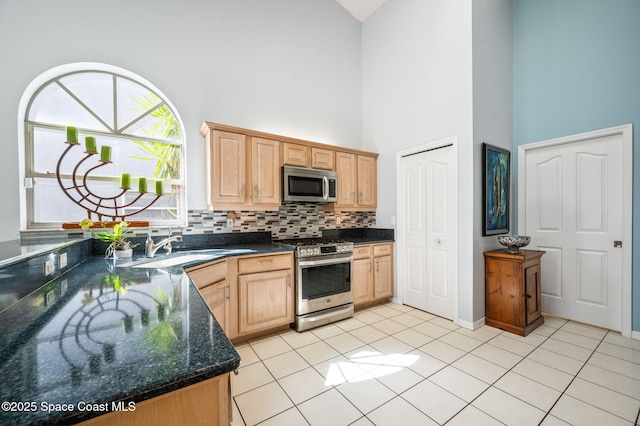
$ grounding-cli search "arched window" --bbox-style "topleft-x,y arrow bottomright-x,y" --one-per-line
22,64 -> 186,229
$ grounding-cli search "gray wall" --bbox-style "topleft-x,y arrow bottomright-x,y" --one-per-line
472,1 -> 514,323
0,0 -> 363,241
362,0 -> 475,324
362,0 -> 513,326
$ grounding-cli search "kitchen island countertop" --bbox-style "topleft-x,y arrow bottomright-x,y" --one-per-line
0,236 -> 292,425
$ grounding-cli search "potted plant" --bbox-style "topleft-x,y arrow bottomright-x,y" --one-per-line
80,219 -> 138,258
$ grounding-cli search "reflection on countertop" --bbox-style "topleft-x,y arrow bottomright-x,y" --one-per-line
0,256 -> 240,426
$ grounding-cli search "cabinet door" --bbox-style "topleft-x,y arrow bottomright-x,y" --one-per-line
374,255 -> 393,300
357,155 -> 377,208
200,280 -> 229,335
335,151 -> 357,207
352,257 -> 373,307
311,147 -> 335,170
283,142 -> 308,167
210,130 -> 246,204
525,264 -> 542,325
238,269 -> 293,335
251,137 -> 280,205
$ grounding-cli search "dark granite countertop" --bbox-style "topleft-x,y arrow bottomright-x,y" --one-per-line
322,228 -> 395,245
0,233 -> 293,426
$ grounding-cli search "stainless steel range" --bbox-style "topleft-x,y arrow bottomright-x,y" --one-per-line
277,238 -> 354,331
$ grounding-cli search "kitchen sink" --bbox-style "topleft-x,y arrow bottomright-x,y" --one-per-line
120,248 -> 256,269
129,253 -> 219,268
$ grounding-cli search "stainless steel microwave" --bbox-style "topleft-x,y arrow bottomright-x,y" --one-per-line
282,166 -> 337,203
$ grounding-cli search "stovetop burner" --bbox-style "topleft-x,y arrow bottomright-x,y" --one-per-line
277,238 -> 347,246
277,238 -> 353,257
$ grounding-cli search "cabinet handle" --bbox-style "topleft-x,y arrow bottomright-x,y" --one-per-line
287,275 -> 291,288
225,283 -> 230,300
352,192 -> 356,202
526,294 -> 532,299
359,192 -> 363,203
369,261 -> 371,273
376,260 -> 379,272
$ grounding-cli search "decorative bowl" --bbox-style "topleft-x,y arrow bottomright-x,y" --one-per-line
497,235 -> 531,253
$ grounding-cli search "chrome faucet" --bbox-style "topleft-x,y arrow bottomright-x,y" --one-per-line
145,228 -> 183,258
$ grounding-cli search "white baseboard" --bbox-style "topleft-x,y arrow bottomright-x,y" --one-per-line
632,330 -> 640,341
457,317 -> 485,331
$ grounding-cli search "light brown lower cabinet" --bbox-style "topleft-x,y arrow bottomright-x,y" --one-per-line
238,268 -> 293,335
352,243 -> 394,308
186,260 -> 230,335
77,373 -> 231,426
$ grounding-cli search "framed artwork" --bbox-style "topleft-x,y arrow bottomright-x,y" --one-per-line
483,143 -> 510,236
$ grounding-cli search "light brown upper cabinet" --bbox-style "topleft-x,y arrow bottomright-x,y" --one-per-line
283,143 -> 334,170
251,137 -> 280,205
202,124 -> 280,211
282,142 -> 309,167
206,130 -> 246,206
325,152 -> 377,212
202,121 -> 378,212
311,147 -> 335,170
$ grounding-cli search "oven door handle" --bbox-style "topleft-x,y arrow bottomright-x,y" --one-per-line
298,255 -> 353,267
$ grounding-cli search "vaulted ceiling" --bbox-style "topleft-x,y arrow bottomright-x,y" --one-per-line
336,0 -> 387,22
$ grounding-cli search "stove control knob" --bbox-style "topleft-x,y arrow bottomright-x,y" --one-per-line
300,249 -> 307,256
313,248 -> 320,255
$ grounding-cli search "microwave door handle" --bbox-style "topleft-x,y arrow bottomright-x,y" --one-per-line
323,176 -> 329,200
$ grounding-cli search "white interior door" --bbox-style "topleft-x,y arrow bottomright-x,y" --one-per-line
401,145 -> 454,319
523,132 -> 624,331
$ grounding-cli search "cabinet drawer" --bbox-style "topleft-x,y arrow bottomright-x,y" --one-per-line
373,243 -> 392,257
353,245 -> 372,260
238,253 -> 292,274
186,260 -> 227,289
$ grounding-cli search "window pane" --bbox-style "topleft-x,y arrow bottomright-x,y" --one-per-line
59,72 -> 114,129
28,82 -> 108,131
33,178 -> 88,222
116,77 -> 161,131
125,105 -> 182,142
33,178 -> 180,222
33,126 -> 180,180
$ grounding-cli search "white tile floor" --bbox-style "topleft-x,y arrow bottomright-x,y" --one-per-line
230,302 -> 640,426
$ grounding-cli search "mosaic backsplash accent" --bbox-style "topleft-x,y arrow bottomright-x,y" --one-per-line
21,203 -> 375,241
186,202 -> 376,240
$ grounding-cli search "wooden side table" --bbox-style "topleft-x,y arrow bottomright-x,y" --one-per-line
484,249 -> 545,336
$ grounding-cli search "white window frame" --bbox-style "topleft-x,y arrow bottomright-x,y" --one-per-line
18,63 -> 187,230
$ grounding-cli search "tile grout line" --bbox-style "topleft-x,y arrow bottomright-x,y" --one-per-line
539,328 -> 639,425
233,306 -> 637,426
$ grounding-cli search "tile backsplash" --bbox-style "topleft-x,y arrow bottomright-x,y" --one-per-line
186,202 -> 376,240
21,203 -> 376,241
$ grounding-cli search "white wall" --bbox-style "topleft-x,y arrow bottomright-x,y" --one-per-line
472,1 -> 514,320
362,0 -> 475,323
0,0 -> 362,241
